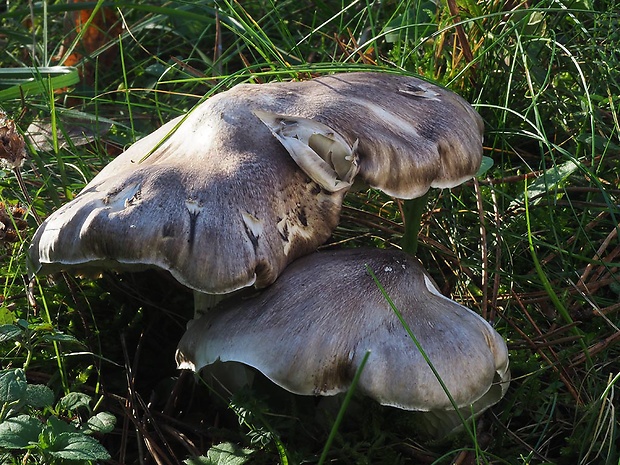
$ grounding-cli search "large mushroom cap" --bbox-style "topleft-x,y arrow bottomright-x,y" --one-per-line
28,88 -> 355,294
176,248 -> 510,435
29,71 -> 482,293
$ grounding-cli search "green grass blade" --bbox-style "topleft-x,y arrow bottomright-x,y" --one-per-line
317,350 -> 371,465
0,67 -> 79,101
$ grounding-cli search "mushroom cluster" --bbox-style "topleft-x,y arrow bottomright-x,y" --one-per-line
28,72 -> 509,438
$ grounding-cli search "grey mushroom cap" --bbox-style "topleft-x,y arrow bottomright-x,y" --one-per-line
28,89 -> 352,294
176,248 -> 510,432
250,72 -> 484,199
29,71 -> 482,294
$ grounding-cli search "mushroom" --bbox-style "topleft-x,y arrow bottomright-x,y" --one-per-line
28,82 -> 358,312
251,72 -> 484,254
29,72 -> 483,306
253,72 -> 483,199
176,248 -> 510,438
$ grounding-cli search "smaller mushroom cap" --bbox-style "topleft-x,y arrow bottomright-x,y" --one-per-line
253,72 -> 484,199
176,248 -> 510,436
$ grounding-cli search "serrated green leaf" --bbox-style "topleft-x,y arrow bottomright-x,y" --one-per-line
185,442 -> 254,465
57,392 -> 92,412
82,411 -> 116,434
46,432 -> 110,460
0,324 -> 22,342
0,414 -> 43,449
25,384 -> 55,409
0,369 -> 27,403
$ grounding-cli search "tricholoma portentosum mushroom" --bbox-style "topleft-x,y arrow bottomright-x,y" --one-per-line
177,248 -> 510,437
29,72 -> 483,307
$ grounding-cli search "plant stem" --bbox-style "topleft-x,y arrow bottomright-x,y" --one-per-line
400,192 -> 429,256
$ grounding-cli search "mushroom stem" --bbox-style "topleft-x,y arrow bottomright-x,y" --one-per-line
401,192 -> 429,256
193,291 -> 226,319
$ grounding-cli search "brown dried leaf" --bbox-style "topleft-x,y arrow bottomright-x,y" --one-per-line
0,203 -> 28,244
0,111 -> 26,170
56,0 -> 122,85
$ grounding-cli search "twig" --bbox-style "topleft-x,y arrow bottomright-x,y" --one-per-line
446,0 -> 476,78
484,177 -> 503,322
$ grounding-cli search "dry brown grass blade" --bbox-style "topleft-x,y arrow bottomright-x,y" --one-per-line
135,393 -> 178,464
570,330 -> 620,368
213,9 -> 222,74
506,291 -> 583,405
118,400 -> 175,465
170,57 -> 206,79
340,205 -> 402,237
333,30 -> 377,65
577,227 -> 618,286
158,422 -> 203,457
120,333 -> 145,464
480,170 -> 542,186
598,302 -> 620,316
119,332 -> 180,465
446,0 -> 476,80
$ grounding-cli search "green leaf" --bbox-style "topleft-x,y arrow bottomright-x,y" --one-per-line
82,411 -> 116,434
57,392 -> 92,412
476,155 -> 494,177
42,331 -> 81,344
25,384 -> 55,409
0,324 -> 22,342
0,369 -> 27,403
185,442 -> 254,465
0,307 -> 16,325
510,159 -> 579,209
47,415 -> 79,435
0,414 -> 43,449
46,432 -> 111,460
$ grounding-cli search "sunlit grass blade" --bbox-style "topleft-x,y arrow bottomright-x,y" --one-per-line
0,67 -> 79,101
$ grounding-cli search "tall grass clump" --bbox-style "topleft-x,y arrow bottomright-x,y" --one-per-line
0,0 -> 618,463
